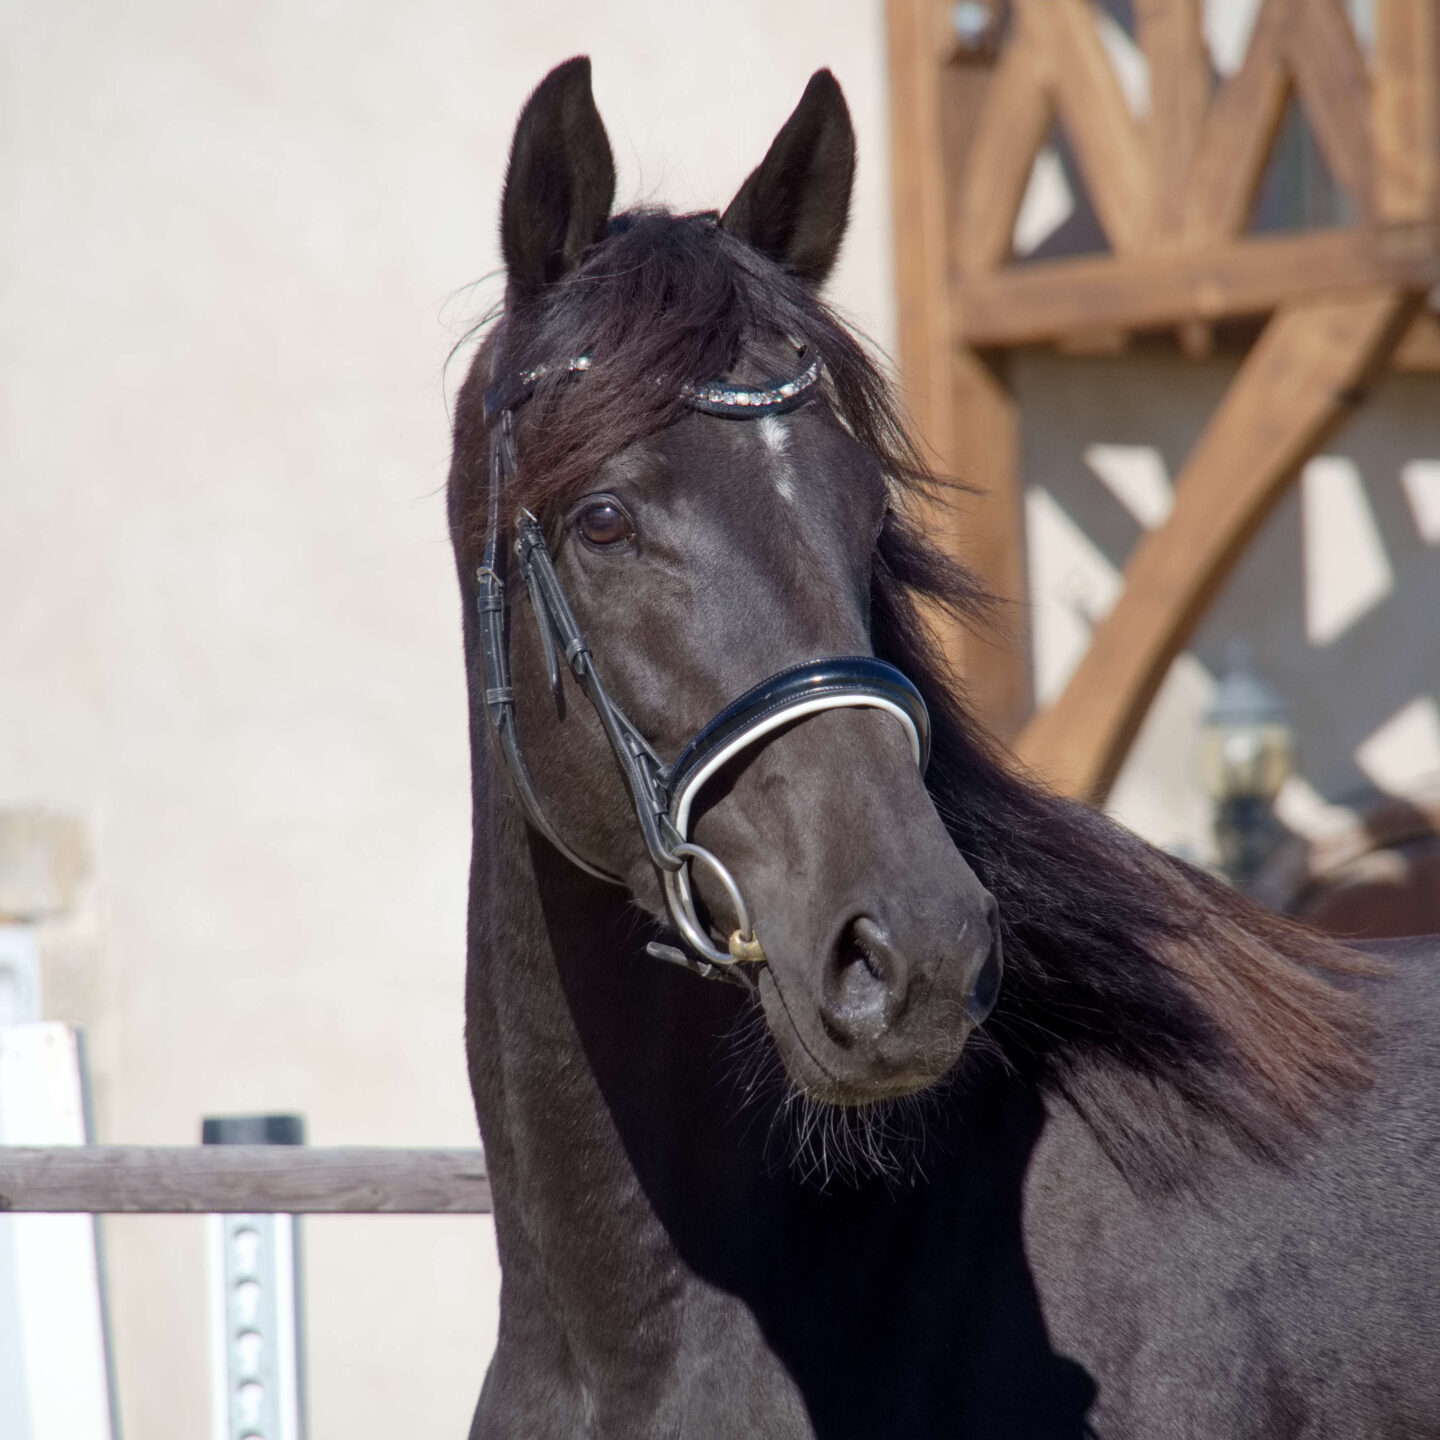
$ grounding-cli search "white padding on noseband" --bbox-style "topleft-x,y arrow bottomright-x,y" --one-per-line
665,692 -> 926,951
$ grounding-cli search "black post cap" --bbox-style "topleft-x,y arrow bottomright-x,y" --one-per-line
201,1114 -> 306,1145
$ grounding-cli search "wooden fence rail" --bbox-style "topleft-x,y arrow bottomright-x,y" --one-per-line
0,1146 -> 492,1214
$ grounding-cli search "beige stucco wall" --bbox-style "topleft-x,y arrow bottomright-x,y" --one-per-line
0,3 -> 893,1436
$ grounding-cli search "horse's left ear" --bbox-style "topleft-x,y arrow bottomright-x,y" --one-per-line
720,70 -> 855,288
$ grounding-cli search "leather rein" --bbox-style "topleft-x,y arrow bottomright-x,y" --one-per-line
477,347 -> 931,985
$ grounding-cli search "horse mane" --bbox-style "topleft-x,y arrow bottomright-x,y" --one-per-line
449,208 -> 1377,1189
872,533 -> 1376,1186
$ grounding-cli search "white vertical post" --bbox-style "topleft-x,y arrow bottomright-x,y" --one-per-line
0,1009 -> 118,1440
205,1115 -> 306,1440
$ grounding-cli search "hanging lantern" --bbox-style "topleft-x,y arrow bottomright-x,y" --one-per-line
1200,643 -> 1295,886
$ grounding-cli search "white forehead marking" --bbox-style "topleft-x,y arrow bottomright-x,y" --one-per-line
755,415 -> 796,501
757,414 -> 788,454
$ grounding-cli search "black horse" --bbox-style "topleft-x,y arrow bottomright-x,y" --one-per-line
448,59 -> 1440,1439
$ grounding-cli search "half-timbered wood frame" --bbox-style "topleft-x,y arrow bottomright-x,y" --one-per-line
888,0 -> 1440,801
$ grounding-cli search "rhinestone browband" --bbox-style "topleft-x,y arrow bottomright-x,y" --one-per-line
682,358 -> 822,415
489,351 -> 822,422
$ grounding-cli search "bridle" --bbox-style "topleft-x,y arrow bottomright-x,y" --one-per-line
476,345 -> 931,985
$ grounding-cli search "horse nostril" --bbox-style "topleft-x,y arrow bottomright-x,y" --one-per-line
966,923 -> 1003,1026
842,919 -> 885,983
823,916 -> 906,1043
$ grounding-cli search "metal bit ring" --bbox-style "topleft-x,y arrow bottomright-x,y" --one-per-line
666,843 -> 766,967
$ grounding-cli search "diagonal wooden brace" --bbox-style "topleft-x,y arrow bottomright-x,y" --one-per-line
1015,287 -> 1422,803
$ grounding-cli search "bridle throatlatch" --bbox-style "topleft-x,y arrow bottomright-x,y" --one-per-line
477,346 -> 931,986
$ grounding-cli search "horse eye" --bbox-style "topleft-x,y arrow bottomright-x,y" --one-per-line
577,501 -> 632,547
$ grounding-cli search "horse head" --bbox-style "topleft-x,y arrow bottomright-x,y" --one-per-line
462,58 -> 1001,1107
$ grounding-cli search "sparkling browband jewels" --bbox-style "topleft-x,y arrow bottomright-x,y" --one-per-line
513,354 -> 824,413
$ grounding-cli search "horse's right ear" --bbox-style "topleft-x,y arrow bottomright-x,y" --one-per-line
500,58 -> 616,300
720,70 -> 855,288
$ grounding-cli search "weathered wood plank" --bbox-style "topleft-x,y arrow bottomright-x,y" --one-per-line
1287,0 -> 1373,217
955,224 -> 1440,346
1136,0 -> 1208,237
0,1146 -> 492,1214
1015,288 -> 1419,801
1375,0 -> 1440,222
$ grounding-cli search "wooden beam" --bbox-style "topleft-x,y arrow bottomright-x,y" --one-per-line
943,346 -> 1030,737
1181,0 -> 1293,240
1375,0 -> 1440,222
954,37 -> 1052,275
888,0 -> 953,450
1018,0 -> 1153,254
888,0 -> 971,684
889,0 -> 1031,739
0,1146 -> 493,1213
1015,288 -> 1419,801
955,224 -> 1440,347
1286,0 -> 1373,217
1392,307 -> 1440,370
1136,0 -> 1208,238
